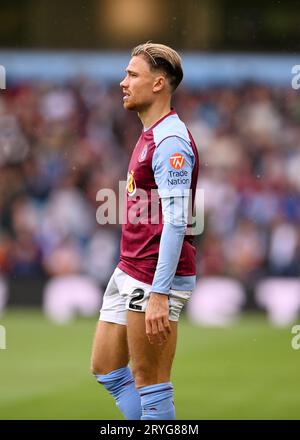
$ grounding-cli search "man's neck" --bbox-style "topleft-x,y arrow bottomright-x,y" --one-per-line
138,101 -> 172,131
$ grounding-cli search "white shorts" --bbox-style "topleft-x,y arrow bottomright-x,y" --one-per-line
99,267 -> 192,325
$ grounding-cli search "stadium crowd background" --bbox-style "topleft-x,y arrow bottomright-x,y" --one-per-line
1,1 -> 300,422
0,75 -> 299,316
0,0 -> 300,324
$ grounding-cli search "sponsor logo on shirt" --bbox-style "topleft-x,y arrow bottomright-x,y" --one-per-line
126,170 -> 136,196
170,153 -> 185,170
168,169 -> 190,186
138,144 -> 148,162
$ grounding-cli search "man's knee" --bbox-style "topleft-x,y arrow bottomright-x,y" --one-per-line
132,363 -> 170,388
132,364 -> 154,386
91,358 -> 110,376
91,356 -> 129,376
91,321 -> 129,376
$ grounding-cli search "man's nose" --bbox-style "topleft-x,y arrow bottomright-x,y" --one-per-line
120,77 -> 128,88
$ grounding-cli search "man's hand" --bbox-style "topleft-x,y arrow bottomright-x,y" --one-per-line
145,292 -> 171,345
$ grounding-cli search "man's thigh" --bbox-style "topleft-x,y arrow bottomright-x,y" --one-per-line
92,268 -> 129,375
127,310 -> 178,388
91,320 -> 129,375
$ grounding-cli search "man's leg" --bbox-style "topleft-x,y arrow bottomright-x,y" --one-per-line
127,311 -> 178,420
91,320 -> 141,419
91,268 -> 142,420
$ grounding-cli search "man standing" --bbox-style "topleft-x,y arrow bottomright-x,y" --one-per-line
91,42 -> 199,420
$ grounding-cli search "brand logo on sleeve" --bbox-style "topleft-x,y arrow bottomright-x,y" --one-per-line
170,153 -> 185,170
168,169 -> 190,186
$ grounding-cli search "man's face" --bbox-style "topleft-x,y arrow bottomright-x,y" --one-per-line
120,55 -> 162,112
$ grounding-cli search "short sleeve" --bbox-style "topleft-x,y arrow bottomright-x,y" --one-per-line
152,136 -> 195,198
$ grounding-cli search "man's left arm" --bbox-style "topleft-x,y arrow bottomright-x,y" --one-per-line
146,136 -> 195,345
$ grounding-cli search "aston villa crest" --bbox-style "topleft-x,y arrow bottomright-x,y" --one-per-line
138,144 -> 148,162
126,170 -> 136,196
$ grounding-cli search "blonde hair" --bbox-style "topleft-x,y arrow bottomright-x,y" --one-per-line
131,42 -> 183,92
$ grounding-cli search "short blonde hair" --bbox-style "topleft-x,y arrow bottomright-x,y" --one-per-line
131,42 -> 183,92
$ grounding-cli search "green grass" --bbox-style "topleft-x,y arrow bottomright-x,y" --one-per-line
0,310 -> 299,419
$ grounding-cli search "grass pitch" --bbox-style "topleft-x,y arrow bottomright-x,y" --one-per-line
0,310 -> 299,420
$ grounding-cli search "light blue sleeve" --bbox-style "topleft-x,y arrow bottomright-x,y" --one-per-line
151,203 -> 186,294
151,137 -> 195,295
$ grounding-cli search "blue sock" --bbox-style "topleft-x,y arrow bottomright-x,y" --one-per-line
95,366 -> 141,420
138,382 -> 176,420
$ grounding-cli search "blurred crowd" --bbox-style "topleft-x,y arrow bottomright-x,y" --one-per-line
0,77 -> 300,293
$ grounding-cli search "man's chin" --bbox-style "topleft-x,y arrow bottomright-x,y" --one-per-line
123,102 -> 136,111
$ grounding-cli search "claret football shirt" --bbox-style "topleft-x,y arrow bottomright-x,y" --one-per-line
118,109 -> 199,294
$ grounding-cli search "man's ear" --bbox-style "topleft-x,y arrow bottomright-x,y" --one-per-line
153,75 -> 166,93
